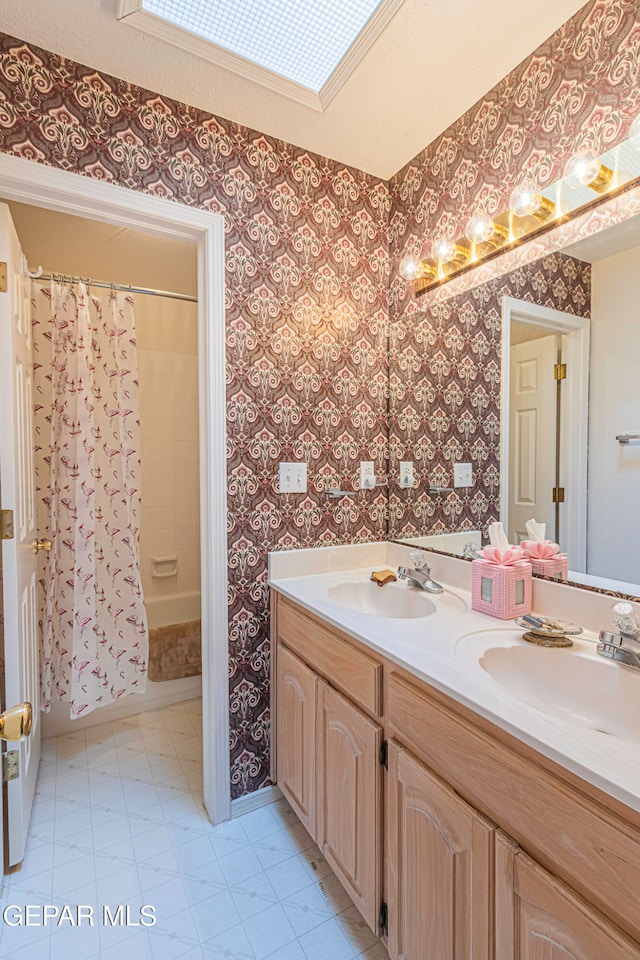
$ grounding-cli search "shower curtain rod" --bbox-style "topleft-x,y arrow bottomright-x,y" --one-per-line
32,272 -> 197,304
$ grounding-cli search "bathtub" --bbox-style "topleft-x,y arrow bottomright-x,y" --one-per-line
145,590 -> 201,630
41,589 -> 203,738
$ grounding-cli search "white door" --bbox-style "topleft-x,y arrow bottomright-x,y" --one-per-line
0,203 -> 41,867
508,335 -> 558,544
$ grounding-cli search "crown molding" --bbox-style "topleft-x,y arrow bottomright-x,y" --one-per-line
117,0 -> 406,112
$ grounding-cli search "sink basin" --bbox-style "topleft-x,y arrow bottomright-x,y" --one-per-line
327,581 -> 437,619
459,632 -> 640,742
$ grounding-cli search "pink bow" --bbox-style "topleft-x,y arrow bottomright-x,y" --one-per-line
520,540 -> 560,560
480,545 -> 525,566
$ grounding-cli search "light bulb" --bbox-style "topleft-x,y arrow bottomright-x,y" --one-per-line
509,178 -> 555,221
466,212 -> 495,244
431,237 -> 456,264
509,179 -> 542,218
564,151 -> 601,188
399,255 -> 419,280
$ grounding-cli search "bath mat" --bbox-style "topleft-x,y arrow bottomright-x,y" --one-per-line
148,619 -> 202,681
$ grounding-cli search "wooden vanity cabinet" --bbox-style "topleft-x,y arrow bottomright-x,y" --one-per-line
386,742 -> 494,960
316,681 -> 383,931
274,598 -> 384,933
275,643 -> 317,836
496,833 -> 640,960
272,592 -> 640,957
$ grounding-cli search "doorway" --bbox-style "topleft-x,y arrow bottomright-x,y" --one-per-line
500,296 -> 590,572
0,152 -> 229,872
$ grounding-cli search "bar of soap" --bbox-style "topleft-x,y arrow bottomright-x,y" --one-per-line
370,569 -> 397,587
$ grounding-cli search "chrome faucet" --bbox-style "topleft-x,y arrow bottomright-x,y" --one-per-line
597,601 -> 640,671
397,551 -> 444,594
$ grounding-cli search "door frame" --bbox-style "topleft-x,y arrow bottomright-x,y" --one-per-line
0,153 -> 231,824
500,296 -> 590,572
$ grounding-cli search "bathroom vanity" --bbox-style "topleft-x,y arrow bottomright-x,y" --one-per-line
269,544 -> 640,960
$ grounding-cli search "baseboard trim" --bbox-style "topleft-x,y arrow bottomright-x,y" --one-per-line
231,784 -> 283,818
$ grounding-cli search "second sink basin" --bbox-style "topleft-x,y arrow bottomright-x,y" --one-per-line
459,632 -> 640,742
327,581 -> 437,619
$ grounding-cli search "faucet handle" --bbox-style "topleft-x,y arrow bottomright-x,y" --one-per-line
409,550 -> 430,571
611,601 -> 640,640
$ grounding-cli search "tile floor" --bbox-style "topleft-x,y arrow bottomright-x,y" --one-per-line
0,699 -> 389,960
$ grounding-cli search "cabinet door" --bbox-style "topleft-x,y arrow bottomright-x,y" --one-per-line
496,832 -> 640,960
276,643 -> 317,837
387,743 -> 494,960
316,680 -> 382,932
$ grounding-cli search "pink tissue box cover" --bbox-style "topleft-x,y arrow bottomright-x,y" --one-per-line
530,555 -> 568,579
471,558 -> 532,620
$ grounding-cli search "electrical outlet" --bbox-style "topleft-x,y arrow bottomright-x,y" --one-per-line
454,462 -> 473,487
278,462 -> 307,493
399,461 -> 414,488
360,461 -> 375,489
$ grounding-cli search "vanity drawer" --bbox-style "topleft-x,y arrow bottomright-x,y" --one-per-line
276,596 -> 382,717
388,671 -> 640,944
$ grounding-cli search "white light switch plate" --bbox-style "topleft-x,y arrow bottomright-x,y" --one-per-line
360,461 -> 375,489
454,462 -> 473,487
279,462 -> 307,493
399,461 -> 414,488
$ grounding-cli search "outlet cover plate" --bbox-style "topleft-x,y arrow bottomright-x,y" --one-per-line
360,461 -> 375,489
279,462 -> 307,493
454,462 -> 473,487
399,461 -> 414,488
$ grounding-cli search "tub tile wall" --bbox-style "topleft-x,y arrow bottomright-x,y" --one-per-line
137,296 -> 200,600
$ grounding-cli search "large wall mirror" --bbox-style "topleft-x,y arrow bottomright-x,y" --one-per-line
388,182 -> 640,599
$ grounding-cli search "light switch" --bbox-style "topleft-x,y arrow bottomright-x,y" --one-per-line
279,462 -> 307,493
454,462 -> 473,487
360,461 -> 375,489
399,461 -> 414,488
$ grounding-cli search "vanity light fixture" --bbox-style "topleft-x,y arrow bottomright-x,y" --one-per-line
431,236 -> 470,266
564,150 -> 613,194
465,212 -> 510,246
398,255 -> 420,280
509,178 -> 556,222
399,255 -> 437,281
401,129 -> 639,296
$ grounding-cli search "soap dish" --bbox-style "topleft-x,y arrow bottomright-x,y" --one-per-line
515,616 -> 582,648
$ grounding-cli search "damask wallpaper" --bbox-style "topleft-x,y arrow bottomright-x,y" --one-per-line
388,253 -> 592,540
0,0 -> 638,797
0,33 -> 390,797
389,0 -> 640,327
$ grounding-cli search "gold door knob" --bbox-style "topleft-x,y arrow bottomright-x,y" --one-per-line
33,538 -> 52,554
0,702 -> 32,741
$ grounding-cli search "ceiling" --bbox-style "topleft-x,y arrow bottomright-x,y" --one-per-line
3,199 -> 197,294
0,0 -> 587,179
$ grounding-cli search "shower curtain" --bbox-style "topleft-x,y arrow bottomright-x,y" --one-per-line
34,280 -> 148,718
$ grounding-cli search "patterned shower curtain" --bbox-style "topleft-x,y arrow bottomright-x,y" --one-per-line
34,280 -> 148,719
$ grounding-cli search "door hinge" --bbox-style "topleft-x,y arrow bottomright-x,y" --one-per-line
0,509 -> 14,540
379,740 -> 388,769
379,901 -> 388,937
2,750 -> 19,782
554,363 -> 567,381
0,261 -> 6,294
552,487 -> 565,504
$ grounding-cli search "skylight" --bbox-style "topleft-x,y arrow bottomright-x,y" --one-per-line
138,0 -> 388,93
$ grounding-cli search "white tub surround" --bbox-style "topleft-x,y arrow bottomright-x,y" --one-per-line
269,541 -> 640,814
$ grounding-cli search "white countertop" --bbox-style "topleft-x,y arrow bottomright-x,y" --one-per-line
269,546 -> 640,814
